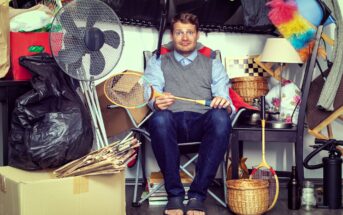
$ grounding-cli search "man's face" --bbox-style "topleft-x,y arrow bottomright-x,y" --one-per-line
171,21 -> 199,56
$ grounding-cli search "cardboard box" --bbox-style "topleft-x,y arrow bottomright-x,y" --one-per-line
96,70 -> 150,137
0,166 -> 125,215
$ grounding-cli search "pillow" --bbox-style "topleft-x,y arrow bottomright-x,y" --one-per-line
265,80 -> 301,124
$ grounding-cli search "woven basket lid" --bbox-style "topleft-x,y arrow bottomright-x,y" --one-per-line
227,179 -> 269,190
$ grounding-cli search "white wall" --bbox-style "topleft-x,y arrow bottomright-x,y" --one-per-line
105,9 -> 342,179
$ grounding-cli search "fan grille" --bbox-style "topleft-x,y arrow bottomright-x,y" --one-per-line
50,0 -> 124,81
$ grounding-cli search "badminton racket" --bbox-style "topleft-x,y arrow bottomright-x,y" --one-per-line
249,96 -> 280,211
103,71 -> 211,109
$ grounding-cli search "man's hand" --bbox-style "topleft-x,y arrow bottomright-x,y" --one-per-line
210,96 -> 232,113
154,92 -> 175,110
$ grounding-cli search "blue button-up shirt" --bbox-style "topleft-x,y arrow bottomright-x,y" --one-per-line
144,50 -> 236,114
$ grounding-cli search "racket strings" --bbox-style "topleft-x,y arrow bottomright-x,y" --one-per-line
251,168 -> 277,207
105,73 -> 150,107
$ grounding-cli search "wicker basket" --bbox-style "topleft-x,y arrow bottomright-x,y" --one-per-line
227,179 -> 269,215
231,76 -> 269,105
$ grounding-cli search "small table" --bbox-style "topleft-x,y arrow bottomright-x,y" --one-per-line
0,80 -> 31,165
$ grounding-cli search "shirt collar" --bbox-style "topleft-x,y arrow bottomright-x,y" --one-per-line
173,50 -> 198,63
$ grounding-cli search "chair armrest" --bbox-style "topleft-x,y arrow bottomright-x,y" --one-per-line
231,108 -> 247,127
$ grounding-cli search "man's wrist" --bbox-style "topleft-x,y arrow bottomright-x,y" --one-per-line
153,101 -> 160,111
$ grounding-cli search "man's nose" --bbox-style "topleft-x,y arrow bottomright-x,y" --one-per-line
181,33 -> 188,39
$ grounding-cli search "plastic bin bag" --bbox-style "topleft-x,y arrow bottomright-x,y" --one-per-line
240,0 -> 272,27
8,53 -> 93,170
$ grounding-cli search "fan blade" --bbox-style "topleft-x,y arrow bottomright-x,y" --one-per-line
90,52 -> 105,76
104,30 -> 120,49
86,13 -> 99,29
68,58 -> 82,73
60,11 -> 80,36
58,48 -> 83,64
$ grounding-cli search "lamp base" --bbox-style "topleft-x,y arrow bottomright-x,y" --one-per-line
266,120 -> 293,129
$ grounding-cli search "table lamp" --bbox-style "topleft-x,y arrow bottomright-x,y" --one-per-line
260,38 -> 303,128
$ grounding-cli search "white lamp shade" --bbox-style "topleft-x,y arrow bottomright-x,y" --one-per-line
260,38 -> 303,63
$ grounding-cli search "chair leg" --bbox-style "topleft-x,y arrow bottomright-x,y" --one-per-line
231,132 -> 240,179
180,161 -> 227,208
295,140 -> 304,185
222,160 -> 228,205
132,148 -> 142,207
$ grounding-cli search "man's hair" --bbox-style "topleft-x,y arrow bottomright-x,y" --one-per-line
170,12 -> 199,33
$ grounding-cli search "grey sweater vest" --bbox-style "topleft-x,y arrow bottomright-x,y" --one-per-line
161,52 -> 213,114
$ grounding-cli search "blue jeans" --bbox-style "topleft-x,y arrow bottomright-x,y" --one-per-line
148,109 -> 232,201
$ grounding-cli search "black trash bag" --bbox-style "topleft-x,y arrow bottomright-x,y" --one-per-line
8,53 -> 93,170
240,0 -> 273,28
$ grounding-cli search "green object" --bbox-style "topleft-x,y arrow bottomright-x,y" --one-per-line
29,46 -> 45,53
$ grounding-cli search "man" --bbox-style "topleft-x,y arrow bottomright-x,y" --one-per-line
145,12 -> 234,215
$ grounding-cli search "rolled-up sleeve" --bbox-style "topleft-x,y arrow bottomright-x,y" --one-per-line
144,55 -> 165,110
211,58 -> 236,115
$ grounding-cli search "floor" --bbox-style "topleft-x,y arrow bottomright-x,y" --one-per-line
125,183 -> 343,215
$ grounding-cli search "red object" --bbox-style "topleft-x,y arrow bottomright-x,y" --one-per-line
160,45 -> 214,58
229,88 -> 257,111
10,32 -> 52,80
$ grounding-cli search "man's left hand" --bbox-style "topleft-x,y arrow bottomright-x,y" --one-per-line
210,96 -> 232,113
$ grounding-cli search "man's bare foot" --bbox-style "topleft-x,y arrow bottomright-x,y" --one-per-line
186,210 -> 205,215
185,198 -> 206,215
164,197 -> 185,215
164,209 -> 184,215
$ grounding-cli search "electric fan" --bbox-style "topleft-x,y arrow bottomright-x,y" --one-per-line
50,0 -> 124,149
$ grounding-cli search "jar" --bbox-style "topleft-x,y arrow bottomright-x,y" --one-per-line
301,181 -> 316,211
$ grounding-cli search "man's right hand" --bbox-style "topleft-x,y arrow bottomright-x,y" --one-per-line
154,92 -> 175,110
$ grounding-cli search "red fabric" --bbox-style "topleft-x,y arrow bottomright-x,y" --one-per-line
198,46 -> 213,58
10,32 -> 52,80
127,148 -> 139,168
229,88 -> 257,111
160,46 -> 170,55
159,45 -> 214,58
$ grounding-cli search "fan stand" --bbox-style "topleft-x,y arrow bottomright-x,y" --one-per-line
79,75 -> 108,149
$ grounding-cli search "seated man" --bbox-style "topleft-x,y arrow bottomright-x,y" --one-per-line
145,12 -> 235,215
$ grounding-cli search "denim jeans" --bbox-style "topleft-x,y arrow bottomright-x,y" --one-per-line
148,109 -> 232,201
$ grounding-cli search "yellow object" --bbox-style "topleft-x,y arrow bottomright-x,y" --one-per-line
249,119 -> 280,211
0,166 -> 125,215
278,13 -> 312,38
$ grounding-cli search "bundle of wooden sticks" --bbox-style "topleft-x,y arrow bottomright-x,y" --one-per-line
54,136 -> 140,177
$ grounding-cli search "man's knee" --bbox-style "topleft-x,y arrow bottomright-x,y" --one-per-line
206,109 -> 232,132
149,110 -> 174,129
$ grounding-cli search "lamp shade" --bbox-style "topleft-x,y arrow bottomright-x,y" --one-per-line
260,38 -> 303,63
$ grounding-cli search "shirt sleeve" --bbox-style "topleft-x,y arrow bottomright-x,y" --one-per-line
144,55 -> 165,110
211,58 -> 236,115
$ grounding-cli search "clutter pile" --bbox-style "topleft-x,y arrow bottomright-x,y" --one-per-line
54,136 -> 140,177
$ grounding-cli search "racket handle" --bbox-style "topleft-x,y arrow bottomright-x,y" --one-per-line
261,96 -> 265,120
194,100 -> 211,106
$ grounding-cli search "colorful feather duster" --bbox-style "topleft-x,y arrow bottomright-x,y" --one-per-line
267,0 -> 319,62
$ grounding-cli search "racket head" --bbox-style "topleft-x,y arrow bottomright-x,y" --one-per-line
104,72 -> 153,109
250,165 -> 280,211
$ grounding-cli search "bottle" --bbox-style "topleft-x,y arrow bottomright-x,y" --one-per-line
288,166 -> 301,209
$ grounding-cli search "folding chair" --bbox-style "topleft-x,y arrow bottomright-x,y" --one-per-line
130,108 -> 245,207
122,48 -> 247,208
